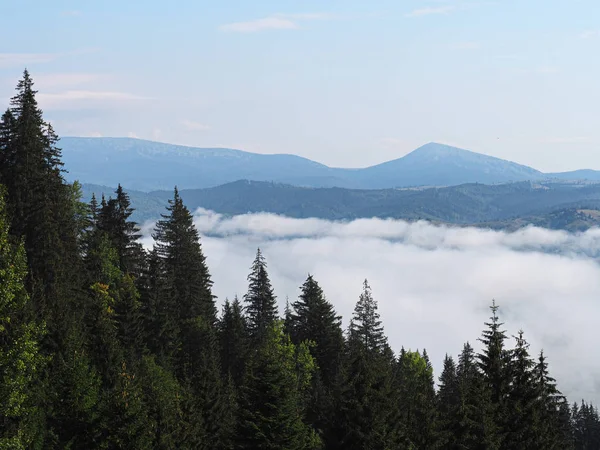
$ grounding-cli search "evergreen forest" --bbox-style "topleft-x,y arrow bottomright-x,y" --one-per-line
1,71 -> 600,449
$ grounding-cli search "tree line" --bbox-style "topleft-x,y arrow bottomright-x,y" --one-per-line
0,70 -> 599,449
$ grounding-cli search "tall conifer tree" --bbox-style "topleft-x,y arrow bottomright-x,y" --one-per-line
244,248 -> 278,342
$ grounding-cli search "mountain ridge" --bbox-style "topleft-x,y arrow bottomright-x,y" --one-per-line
59,136 -> 600,191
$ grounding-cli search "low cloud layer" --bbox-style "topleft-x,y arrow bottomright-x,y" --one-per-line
141,210 -> 600,404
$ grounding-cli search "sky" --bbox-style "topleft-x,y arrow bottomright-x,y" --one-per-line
140,209 -> 600,405
1,0 -> 600,171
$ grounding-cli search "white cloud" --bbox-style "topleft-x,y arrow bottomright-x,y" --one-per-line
219,12 -> 335,32
0,48 -> 98,69
128,131 -> 139,138
182,120 -> 211,131
33,73 -> 109,89
0,52 -> 60,68
61,10 -> 82,17
139,210 -> 600,405
219,17 -> 299,33
405,6 -> 456,17
37,90 -> 150,110
579,30 -> 600,39
275,12 -> 336,20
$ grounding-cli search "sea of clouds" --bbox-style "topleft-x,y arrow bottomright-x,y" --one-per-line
141,209 -> 600,405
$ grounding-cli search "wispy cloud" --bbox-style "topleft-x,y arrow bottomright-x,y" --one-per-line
38,90 -> 150,110
219,12 -> 335,33
33,73 -> 110,89
449,41 -> 481,50
220,17 -> 298,33
405,6 -> 456,17
0,48 -> 100,69
579,30 -> 600,39
182,120 -> 211,131
0,52 -> 60,68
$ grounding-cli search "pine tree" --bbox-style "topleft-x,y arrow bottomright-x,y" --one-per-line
338,280 -> 401,449
533,351 -> 572,449
97,184 -> 145,278
286,275 -> 345,446
477,300 -> 510,446
289,274 -> 344,387
244,248 -> 278,341
218,296 -> 248,387
0,189 -> 46,448
348,279 -> 387,353
437,354 -> 460,448
0,70 -> 81,322
504,330 -> 537,449
151,188 -> 231,447
395,349 -> 439,449
236,321 -> 321,449
456,342 -> 500,450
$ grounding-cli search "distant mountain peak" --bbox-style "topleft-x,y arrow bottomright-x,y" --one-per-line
405,142 -> 480,159
59,136 -> 599,191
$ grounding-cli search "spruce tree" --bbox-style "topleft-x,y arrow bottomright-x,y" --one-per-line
533,351 -> 573,449
218,296 -> 248,387
244,248 -> 278,341
456,342 -> 500,450
151,188 -> 231,447
477,300 -> 510,446
287,275 -> 345,446
289,274 -> 344,387
338,279 -> 400,449
0,189 -> 46,448
348,279 -> 387,353
0,70 -> 81,322
437,354 -> 460,448
395,349 -> 439,449
504,330 -> 537,449
237,321 -> 320,449
97,184 -> 145,278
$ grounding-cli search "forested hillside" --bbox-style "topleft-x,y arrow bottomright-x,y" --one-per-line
83,180 -> 600,231
2,71 -> 600,449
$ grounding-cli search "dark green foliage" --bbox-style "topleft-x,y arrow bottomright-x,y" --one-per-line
437,354 -> 460,448
337,280 -> 401,449
96,184 -> 145,278
395,348 -> 439,449
218,297 -> 248,387
149,188 -> 231,447
455,342 -> 500,450
244,248 -> 278,341
288,275 -> 344,387
0,190 -> 46,448
82,180 -> 600,232
287,275 -> 345,446
348,279 -> 387,353
236,321 -> 321,450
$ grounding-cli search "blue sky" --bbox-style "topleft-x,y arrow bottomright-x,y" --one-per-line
1,0 -> 600,171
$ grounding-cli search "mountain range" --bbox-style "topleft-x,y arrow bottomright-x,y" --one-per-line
59,137 -> 600,192
81,180 -> 600,232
